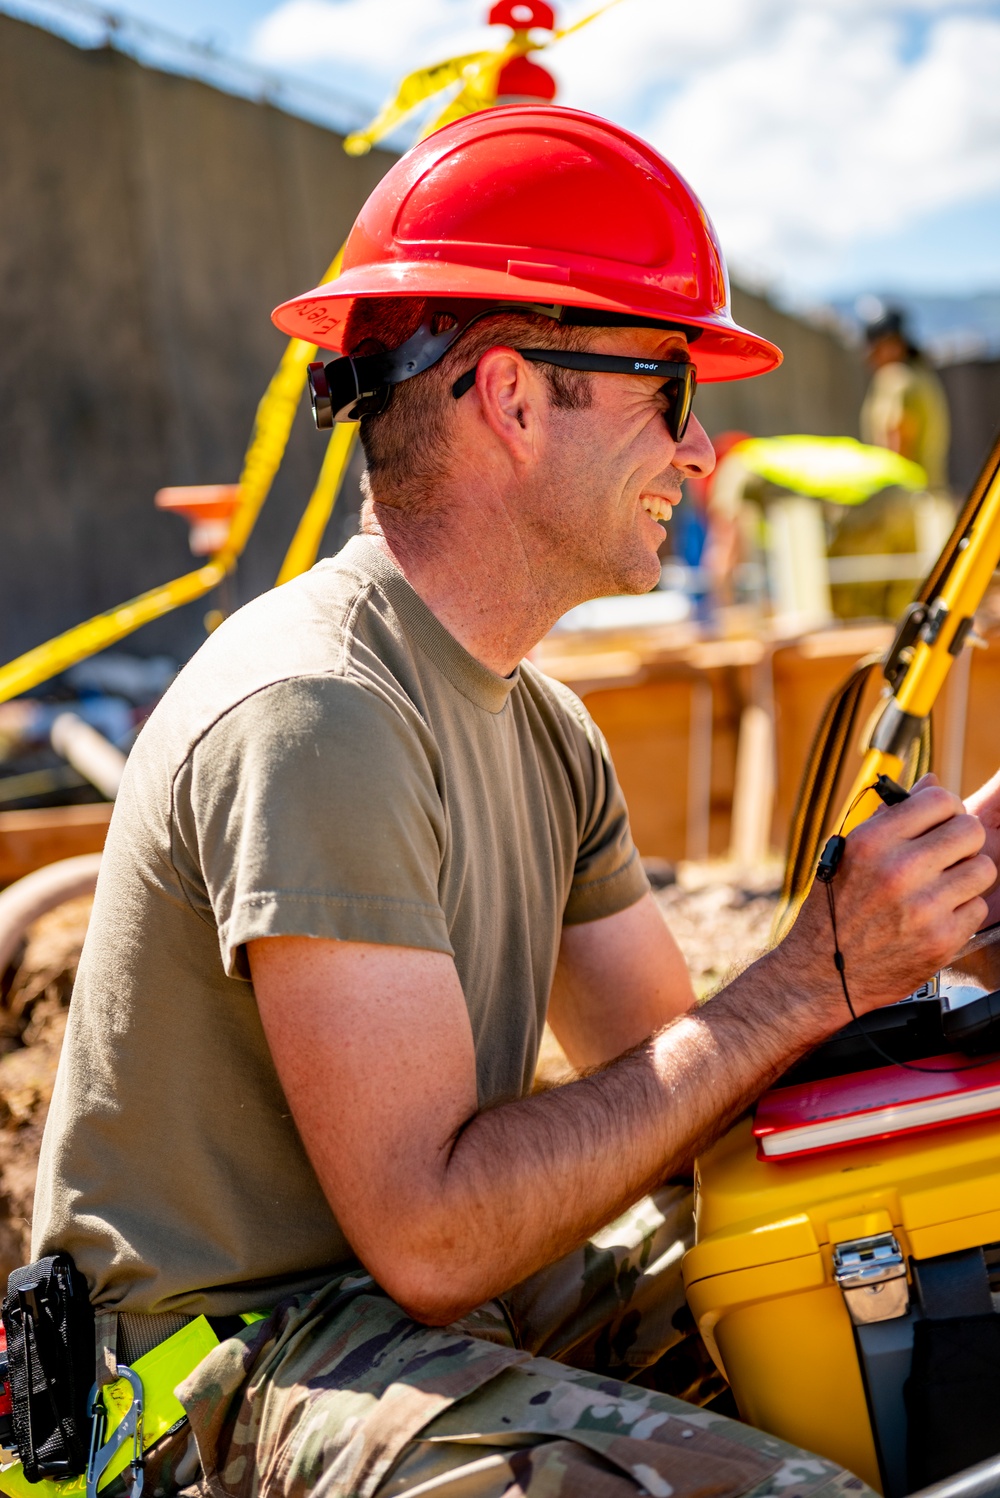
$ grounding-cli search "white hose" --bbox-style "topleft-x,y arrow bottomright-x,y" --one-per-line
0,854 -> 102,976
50,712 -> 127,800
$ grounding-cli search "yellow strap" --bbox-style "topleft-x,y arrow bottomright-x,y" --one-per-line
0,1312 -> 268,1498
98,1317 -> 220,1489
0,1456 -> 81,1496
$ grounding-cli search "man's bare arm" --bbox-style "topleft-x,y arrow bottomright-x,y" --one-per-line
249,785 -> 992,1327
548,892 -> 696,1070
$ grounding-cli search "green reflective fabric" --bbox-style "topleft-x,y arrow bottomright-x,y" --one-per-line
734,436 -> 927,504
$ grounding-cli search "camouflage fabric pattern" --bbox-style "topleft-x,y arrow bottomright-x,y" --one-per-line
167,1187 -> 876,1498
501,1184 -> 694,1374
378,1365 -> 873,1498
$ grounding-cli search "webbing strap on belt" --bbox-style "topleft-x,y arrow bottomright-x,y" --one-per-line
0,1312 -> 265,1498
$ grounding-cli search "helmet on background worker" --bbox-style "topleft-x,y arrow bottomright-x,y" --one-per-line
272,105 -> 782,434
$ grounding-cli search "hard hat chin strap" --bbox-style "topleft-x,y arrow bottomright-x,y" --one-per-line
307,302 -> 701,428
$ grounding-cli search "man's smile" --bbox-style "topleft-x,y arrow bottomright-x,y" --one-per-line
640,494 -> 678,524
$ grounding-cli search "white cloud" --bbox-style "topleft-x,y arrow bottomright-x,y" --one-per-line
249,0 -> 1000,293
251,0 -> 494,77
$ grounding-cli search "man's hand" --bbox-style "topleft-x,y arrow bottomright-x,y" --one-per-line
967,766 -> 1000,926
784,777 -> 994,1019
247,780 -> 993,1329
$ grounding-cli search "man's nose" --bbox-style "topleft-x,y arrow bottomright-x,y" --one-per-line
675,415 -> 716,479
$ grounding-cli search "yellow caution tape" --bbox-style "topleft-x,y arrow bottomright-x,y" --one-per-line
0,248 -> 344,707
0,0 -> 631,700
343,51 -> 502,155
0,560 -> 226,708
423,43 -> 518,137
344,0 -> 627,155
553,0 -> 627,41
276,423 -> 359,585
200,240 -> 345,566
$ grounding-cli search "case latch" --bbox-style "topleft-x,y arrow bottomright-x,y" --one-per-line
833,1233 -> 909,1324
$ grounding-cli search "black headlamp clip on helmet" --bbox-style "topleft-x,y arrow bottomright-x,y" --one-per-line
307,359 -> 386,428
306,302 -> 503,428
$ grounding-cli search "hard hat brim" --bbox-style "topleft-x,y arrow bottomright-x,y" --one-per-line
272,262 -> 782,384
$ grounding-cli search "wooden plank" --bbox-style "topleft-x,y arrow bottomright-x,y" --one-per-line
581,677 -> 694,861
769,628 -> 1000,858
938,644 -> 972,794
770,643 -> 886,855
580,662 -> 746,863
544,620 -> 1000,866
534,650 -> 646,694
955,635 -> 1000,798
686,681 -> 713,862
730,703 -> 775,865
0,803 -> 112,887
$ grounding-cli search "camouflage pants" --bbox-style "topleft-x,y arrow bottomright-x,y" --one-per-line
153,1186 -> 873,1498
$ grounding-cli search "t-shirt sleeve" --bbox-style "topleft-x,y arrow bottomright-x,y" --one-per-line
173,675 -> 452,978
550,682 -> 650,927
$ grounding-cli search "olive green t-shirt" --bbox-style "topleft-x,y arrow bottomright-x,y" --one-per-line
33,537 -> 648,1316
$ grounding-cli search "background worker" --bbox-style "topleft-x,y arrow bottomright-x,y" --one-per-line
860,303 -> 951,494
827,302 -> 955,618
32,108 -> 998,1498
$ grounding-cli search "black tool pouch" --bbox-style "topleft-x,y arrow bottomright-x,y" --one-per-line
1,1254 -> 95,1481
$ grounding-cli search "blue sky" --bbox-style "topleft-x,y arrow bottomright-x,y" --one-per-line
8,0 -> 1000,315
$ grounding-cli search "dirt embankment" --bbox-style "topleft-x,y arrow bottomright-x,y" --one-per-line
0,868 -> 779,1275
0,895 -> 92,1279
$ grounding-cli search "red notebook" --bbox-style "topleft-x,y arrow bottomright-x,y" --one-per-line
753,1053 -> 1000,1162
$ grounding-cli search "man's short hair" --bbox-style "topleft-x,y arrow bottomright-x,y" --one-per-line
344,298 -> 596,504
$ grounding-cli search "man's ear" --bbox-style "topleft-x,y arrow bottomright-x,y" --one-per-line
467,346 -> 545,461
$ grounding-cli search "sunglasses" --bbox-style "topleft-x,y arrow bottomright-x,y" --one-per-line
451,349 -> 697,442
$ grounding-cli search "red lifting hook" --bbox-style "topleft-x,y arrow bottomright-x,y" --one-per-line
489,0 -> 558,102
489,1 -> 556,31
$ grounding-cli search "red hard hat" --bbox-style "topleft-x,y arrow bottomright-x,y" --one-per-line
273,106 -> 781,383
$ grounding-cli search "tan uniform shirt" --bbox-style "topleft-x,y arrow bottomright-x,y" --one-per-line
33,537 -> 647,1316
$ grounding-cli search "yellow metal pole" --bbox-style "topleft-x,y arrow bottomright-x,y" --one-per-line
773,432 -> 1000,943
276,423 -> 358,585
837,457 -> 1000,833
